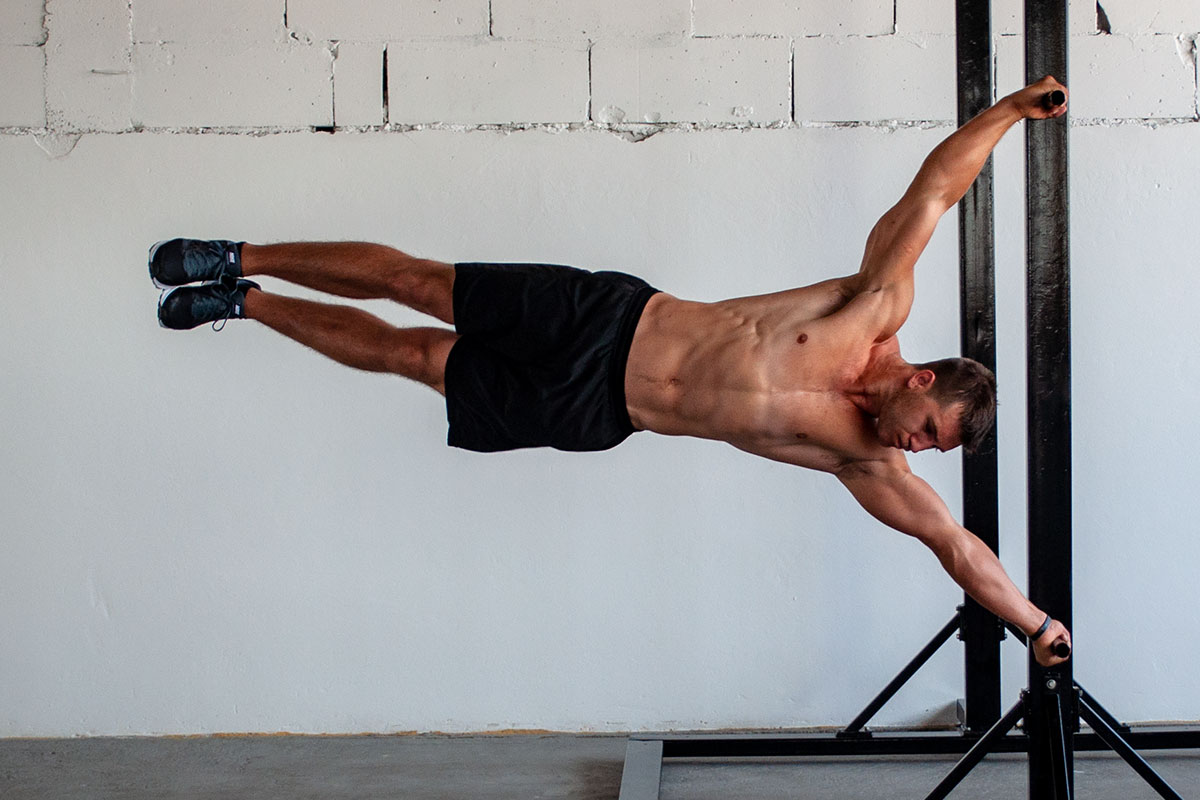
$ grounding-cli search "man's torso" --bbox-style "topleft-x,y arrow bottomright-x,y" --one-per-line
624,278 -> 897,471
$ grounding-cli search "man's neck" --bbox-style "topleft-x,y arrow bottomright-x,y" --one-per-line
848,351 -> 913,417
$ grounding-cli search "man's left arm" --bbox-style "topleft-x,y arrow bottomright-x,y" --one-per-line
850,76 -> 1068,341
835,457 -> 1072,667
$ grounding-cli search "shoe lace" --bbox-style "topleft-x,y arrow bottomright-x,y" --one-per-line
210,275 -> 239,332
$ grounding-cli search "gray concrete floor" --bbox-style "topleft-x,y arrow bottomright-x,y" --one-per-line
2,733 -> 1199,799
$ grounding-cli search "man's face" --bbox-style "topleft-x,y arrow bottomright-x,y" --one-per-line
877,389 -> 963,453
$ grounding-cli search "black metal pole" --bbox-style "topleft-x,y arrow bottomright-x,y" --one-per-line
955,0 -> 1003,736
1025,1 -> 1074,798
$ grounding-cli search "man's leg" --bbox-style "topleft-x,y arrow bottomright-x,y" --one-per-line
240,242 -> 456,324
243,288 -> 458,393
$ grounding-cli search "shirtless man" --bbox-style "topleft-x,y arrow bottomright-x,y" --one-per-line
151,77 -> 1073,667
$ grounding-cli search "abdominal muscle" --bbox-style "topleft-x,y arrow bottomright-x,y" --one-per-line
623,293 -> 867,457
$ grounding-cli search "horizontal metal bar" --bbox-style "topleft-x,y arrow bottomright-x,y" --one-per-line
627,729 -> 1200,759
647,733 -> 1021,758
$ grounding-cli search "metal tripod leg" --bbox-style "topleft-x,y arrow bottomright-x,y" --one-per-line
1044,690 -> 1073,800
1078,691 -> 1185,800
925,695 -> 1026,800
839,612 -> 962,738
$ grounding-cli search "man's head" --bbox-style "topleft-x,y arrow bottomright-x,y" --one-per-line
876,358 -> 996,453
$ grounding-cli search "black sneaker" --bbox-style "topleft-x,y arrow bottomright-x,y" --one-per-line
158,278 -> 260,330
149,238 -> 244,288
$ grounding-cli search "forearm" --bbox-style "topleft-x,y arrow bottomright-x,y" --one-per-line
906,97 -> 1023,210
933,526 -> 1045,636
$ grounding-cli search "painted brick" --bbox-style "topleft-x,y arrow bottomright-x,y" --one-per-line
591,38 -> 791,124
45,0 -> 132,131
1070,35 -> 1196,117
897,0 -> 1097,36
334,42 -> 384,126
1098,0 -> 1200,34
132,42 -> 333,127
133,0 -> 284,42
0,46 -> 45,126
997,34 -> 1196,118
793,36 -> 956,121
0,0 -> 46,45
694,0 -> 893,37
490,0 -> 689,40
387,40 -> 587,124
287,0 -> 488,42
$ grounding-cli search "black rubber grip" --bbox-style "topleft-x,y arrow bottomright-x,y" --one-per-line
1043,89 -> 1066,109
1052,641 -> 1071,659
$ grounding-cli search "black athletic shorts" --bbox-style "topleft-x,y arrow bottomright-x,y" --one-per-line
444,262 -> 660,452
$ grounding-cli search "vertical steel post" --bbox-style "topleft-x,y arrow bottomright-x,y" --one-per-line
955,0 -> 1003,735
1024,2 -> 1074,798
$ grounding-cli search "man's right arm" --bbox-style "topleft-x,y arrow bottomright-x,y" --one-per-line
835,456 -> 1072,667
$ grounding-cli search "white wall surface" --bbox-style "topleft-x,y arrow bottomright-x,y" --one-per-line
1,1 -> 1199,737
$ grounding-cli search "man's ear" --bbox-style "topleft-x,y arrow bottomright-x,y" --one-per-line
908,369 -> 936,390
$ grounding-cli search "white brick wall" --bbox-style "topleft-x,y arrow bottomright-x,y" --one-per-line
287,0 -> 489,42
334,42 -> 385,126
794,36 -> 956,121
1068,35 -> 1197,117
694,0 -> 893,37
45,0 -> 132,131
1098,0 -> 1200,34
387,40 -> 588,124
133,0 -> 285,43
490,0 -> 690,40
7,0 -> 1200,746
0,0 -> 46,45
897,0 -> 1099,36
996,34 -> 1197,118
7,1 -> 1200,131
0,46 -> 45,126
592,38 -> 791,124
132,42 -> 334,127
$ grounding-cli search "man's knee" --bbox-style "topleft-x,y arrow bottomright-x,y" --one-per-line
388,258 -> 455,321
385,327 -> 457,388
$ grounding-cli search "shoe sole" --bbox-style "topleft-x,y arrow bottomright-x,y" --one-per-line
148,239 -> 171,290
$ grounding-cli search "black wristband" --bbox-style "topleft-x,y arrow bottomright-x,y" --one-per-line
1031,614 -> 1052,642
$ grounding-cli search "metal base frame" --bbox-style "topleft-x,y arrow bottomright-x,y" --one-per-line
617,663 -> 1200,800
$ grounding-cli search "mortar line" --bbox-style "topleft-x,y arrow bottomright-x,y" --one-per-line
330,40 -> 338,128
789,38 -> 795,125
126,0 -> 133,127
40,0 -> 49,127
6,116 -> 1199,141
382,45 -> 390,125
